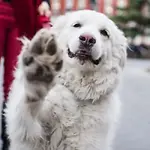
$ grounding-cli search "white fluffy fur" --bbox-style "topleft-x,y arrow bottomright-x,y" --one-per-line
5,10 -> 127,150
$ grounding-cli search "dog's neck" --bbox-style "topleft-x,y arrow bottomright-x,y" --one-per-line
57,65 -> 119,102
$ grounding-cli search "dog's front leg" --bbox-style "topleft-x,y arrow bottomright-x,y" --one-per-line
40,84 -> 80,150
19,29 -> 63,117
5,29 -> 63,150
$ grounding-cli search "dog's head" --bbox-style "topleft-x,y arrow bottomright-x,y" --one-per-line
52,10 -> 127,72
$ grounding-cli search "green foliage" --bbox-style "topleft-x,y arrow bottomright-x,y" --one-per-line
111,0 -> 150,38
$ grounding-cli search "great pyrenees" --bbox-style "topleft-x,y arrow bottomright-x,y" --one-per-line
5,10 -> 127,150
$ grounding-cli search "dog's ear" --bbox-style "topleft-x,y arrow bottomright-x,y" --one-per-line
111,24 -> 127,69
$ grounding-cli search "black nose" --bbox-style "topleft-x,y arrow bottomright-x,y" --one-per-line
79,34 -> 96,47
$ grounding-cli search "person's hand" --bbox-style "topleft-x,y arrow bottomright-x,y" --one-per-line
38,1 -> 51,17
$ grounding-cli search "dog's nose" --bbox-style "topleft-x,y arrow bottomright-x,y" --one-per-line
79,34 -> 96,47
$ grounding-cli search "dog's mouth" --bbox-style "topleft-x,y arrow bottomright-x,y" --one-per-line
67,48 -> 102,65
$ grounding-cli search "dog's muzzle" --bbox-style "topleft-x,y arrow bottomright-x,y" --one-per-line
68,47 -> 102,65
67,34 -> 102,65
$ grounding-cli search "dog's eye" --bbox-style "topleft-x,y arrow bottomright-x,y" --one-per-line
100,29 -> 109,38
73,23 -> 82,28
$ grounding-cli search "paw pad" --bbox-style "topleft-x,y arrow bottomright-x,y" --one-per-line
54,60 -> 63,71
32,42 -> 43,54
26,65 -> 54,83
23,30 -> 63,85
46,38 -> 57,55
23,56 -> 34,66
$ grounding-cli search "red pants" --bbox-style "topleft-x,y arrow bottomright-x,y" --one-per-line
0,2 -> 21,100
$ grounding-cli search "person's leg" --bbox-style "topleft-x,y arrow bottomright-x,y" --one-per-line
1,102 -> 9,150
1,3 -> 21,150
3,27 -> 21,101
2,26 -> 20,150
0,3 -> 9,150
0,13 -> 7,61
0,18 -> 7,150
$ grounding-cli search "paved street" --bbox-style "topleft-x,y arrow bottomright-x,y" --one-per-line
114,59 -> 150,150
0,59 -> 150,149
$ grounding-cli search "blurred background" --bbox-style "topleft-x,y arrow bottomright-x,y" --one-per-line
0,0 -> 150,150
50,0 -> 150,59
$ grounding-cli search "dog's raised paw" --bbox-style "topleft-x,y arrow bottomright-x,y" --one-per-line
22,29 -> 63,85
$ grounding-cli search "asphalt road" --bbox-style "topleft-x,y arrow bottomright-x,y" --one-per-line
0,59 -> 150,150
114,59 -> 150,150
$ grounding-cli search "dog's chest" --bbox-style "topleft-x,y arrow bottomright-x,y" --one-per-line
78,100 -> 109,129
57,70 -> 107,101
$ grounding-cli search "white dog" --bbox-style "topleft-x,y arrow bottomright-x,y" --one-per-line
5,10 -> 127,150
